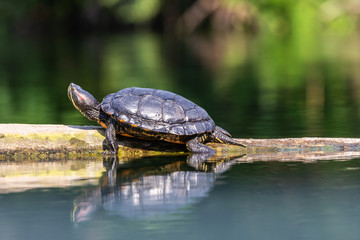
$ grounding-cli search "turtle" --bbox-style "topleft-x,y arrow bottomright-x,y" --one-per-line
67,83 -> 246,154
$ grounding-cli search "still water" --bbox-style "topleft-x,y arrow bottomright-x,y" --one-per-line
1,30 -> 360,239
1,157 -> 360,240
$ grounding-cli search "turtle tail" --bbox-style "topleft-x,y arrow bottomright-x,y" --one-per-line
211,126 -> 246,147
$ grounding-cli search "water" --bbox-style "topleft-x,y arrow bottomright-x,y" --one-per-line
1,157 -> 360,240
1,29 -> 360,239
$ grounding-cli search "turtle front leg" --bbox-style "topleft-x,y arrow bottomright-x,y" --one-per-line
186,134 -> 215,154
105,121 -> 119,154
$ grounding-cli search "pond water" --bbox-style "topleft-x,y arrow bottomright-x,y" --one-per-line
1,30 -> 360,240
1,157 -> 360,240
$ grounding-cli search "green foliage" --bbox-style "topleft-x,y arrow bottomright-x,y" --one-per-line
0,0 -> 358,35
114,0 -> 162,24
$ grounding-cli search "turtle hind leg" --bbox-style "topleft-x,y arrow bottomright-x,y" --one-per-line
211,126 -> 246,147
186,134 -> 215,154
215,126 -> 232,137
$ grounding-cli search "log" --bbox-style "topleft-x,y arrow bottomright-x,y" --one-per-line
1,124 -> 360,161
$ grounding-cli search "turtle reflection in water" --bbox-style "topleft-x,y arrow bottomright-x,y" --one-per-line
67,83 -> 246,154
72,156 -> 236,222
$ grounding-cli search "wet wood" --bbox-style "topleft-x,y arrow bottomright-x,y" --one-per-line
1,124 -> 360,161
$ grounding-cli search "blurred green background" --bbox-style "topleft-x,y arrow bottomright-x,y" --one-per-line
0,0 -> 360,138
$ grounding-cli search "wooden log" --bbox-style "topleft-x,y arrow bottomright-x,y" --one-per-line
1,124 -> 360,161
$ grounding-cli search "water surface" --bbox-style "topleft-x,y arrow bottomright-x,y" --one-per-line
1,156 -> 360,240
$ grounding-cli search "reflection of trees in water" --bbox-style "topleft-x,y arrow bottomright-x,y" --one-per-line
72,155 -> 239,223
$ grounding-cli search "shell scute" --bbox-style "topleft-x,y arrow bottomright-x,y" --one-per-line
185,108 -> 202,122
169,125 -> 185,135
154,89 -> 176,100
174,95 -> 195,111
183,123 -> 199,135
163,100 -> 185,124
131,87 -> 155,96
138,95 -> 163,121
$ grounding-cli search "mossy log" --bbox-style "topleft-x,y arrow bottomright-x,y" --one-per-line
1,124 -> 360,161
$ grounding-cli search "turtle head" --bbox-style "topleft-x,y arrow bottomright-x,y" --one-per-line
68,83 -> 101,122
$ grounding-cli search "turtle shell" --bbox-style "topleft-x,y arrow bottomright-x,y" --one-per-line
101,87 -> 215,136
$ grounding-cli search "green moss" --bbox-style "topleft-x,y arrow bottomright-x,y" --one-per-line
116,145 -> 186,159
69,138 -> 89,147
